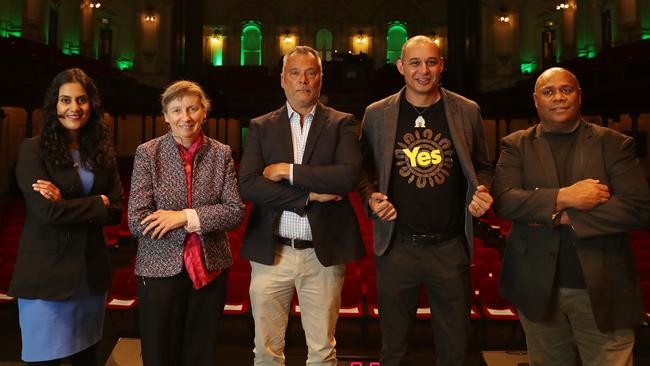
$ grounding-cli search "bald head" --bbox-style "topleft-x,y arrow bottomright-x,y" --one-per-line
397,35 -> 445,105
533,67 -> 582,133
400,35 -> 440,60
534,67 -> 580,94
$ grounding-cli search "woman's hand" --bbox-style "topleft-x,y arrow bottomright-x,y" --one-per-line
32,180 -> 61,202
141,210 -> 188,239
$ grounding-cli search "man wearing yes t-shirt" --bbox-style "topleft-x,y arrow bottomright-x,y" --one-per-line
358,35 -> 494,366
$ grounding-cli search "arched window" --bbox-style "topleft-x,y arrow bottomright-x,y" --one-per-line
241,21 -> 262,66
210,34 -> 224,66
386,22 -> 408,64
315,28 -> 333,61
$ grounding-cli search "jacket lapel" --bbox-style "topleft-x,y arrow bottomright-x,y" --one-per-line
88,166 -> 104,194
442,88 -> 478,188
274,106 -> 295,163
532,124 -> 560,187
570,121 -> 590,183
162,132 -> 190,204
381,91 -> 401,193
301,103 -> 326,164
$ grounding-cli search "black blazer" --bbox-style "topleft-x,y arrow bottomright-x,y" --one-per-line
239,103 -> 365,266
493,122 -> 650,332
9,136 -> 124,300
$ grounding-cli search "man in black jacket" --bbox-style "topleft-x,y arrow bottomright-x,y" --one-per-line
494,67 -> 650,366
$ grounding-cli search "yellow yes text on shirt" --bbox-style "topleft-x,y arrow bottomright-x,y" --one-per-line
402,146 -> 442,168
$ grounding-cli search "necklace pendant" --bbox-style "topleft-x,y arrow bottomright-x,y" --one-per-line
414,116 -> 426,128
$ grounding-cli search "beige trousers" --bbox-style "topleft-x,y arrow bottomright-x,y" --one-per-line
250,244 -> 345,366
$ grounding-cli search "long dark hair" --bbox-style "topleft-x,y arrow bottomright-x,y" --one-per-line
40,68 -> 114,169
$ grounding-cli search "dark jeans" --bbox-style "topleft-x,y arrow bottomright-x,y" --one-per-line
376,236 -> 471,366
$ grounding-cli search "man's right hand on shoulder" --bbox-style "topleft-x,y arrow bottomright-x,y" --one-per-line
557,178 -> 610,211
369,192 -> 397,221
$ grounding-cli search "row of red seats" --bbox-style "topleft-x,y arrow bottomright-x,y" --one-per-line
629,231 -> 650,294
105,244 -> 513,325
105,231 -> 650,326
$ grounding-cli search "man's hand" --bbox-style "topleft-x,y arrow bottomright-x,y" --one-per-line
309,192 -> 343,203
100,195 -> 110,206
369,192 -> 397,221
141,210 -> 188,239
263,163 -> 291,182
557,179 -> 610,211
469,185 -> 493,217
558,210 -> 571,225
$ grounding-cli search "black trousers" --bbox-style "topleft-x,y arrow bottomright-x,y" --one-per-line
137,268 -> 228,366
376,237 -> 471,366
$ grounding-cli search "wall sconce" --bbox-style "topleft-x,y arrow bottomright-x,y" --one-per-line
282,30 -> 294,44
144,6 -> 156,22
498,6 -> 510,23
355,30 -> 368,44
210,30 -> 222,44
429,31 -> 439,45
556,2 -> 570,10
81,0 -> 101,9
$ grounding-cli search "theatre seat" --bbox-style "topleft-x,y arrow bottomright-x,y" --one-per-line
230,257 -> 251,275
637,262 -> 650,282
635,250 -> 650,265
339,276 -> 364,318
224,272 -> 251,316
107,267 -> 138,310
366,276 -> 379,318
479,277 -> 518,321
0,260 -> 15,303
470,260 -> 489,302
474,247 -> 501,265
416,286 -> 432,320
641,281 -> 650,320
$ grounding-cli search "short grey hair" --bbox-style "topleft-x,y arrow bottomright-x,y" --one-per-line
282,45 -> 322,73
161,80 -> 211,113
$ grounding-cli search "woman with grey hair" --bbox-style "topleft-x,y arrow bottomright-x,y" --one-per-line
128,80 -> 245,365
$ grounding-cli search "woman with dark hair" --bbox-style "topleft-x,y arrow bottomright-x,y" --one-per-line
9,68 -> 124,365
128,80 -> 244,366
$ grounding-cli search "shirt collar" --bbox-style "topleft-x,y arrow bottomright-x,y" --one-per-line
286,102 -> 317,121
174,131 -> 204,157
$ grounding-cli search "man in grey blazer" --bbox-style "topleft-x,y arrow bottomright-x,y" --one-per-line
493,67 -> 650,366
358,35 -> 494,366
239,46 -> 364,365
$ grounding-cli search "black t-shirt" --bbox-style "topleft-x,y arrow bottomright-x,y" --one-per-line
544,129 -> 587,289
387,94 -> 465,235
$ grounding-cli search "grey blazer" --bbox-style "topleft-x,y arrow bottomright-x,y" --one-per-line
494,122 -> 650,332
128,132 -> 245,277
358,87 -> 494,256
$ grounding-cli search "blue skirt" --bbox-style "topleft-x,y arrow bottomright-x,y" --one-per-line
18,291 -> 106,362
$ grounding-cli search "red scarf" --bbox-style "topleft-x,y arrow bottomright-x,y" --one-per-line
175,132 -> 221,289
